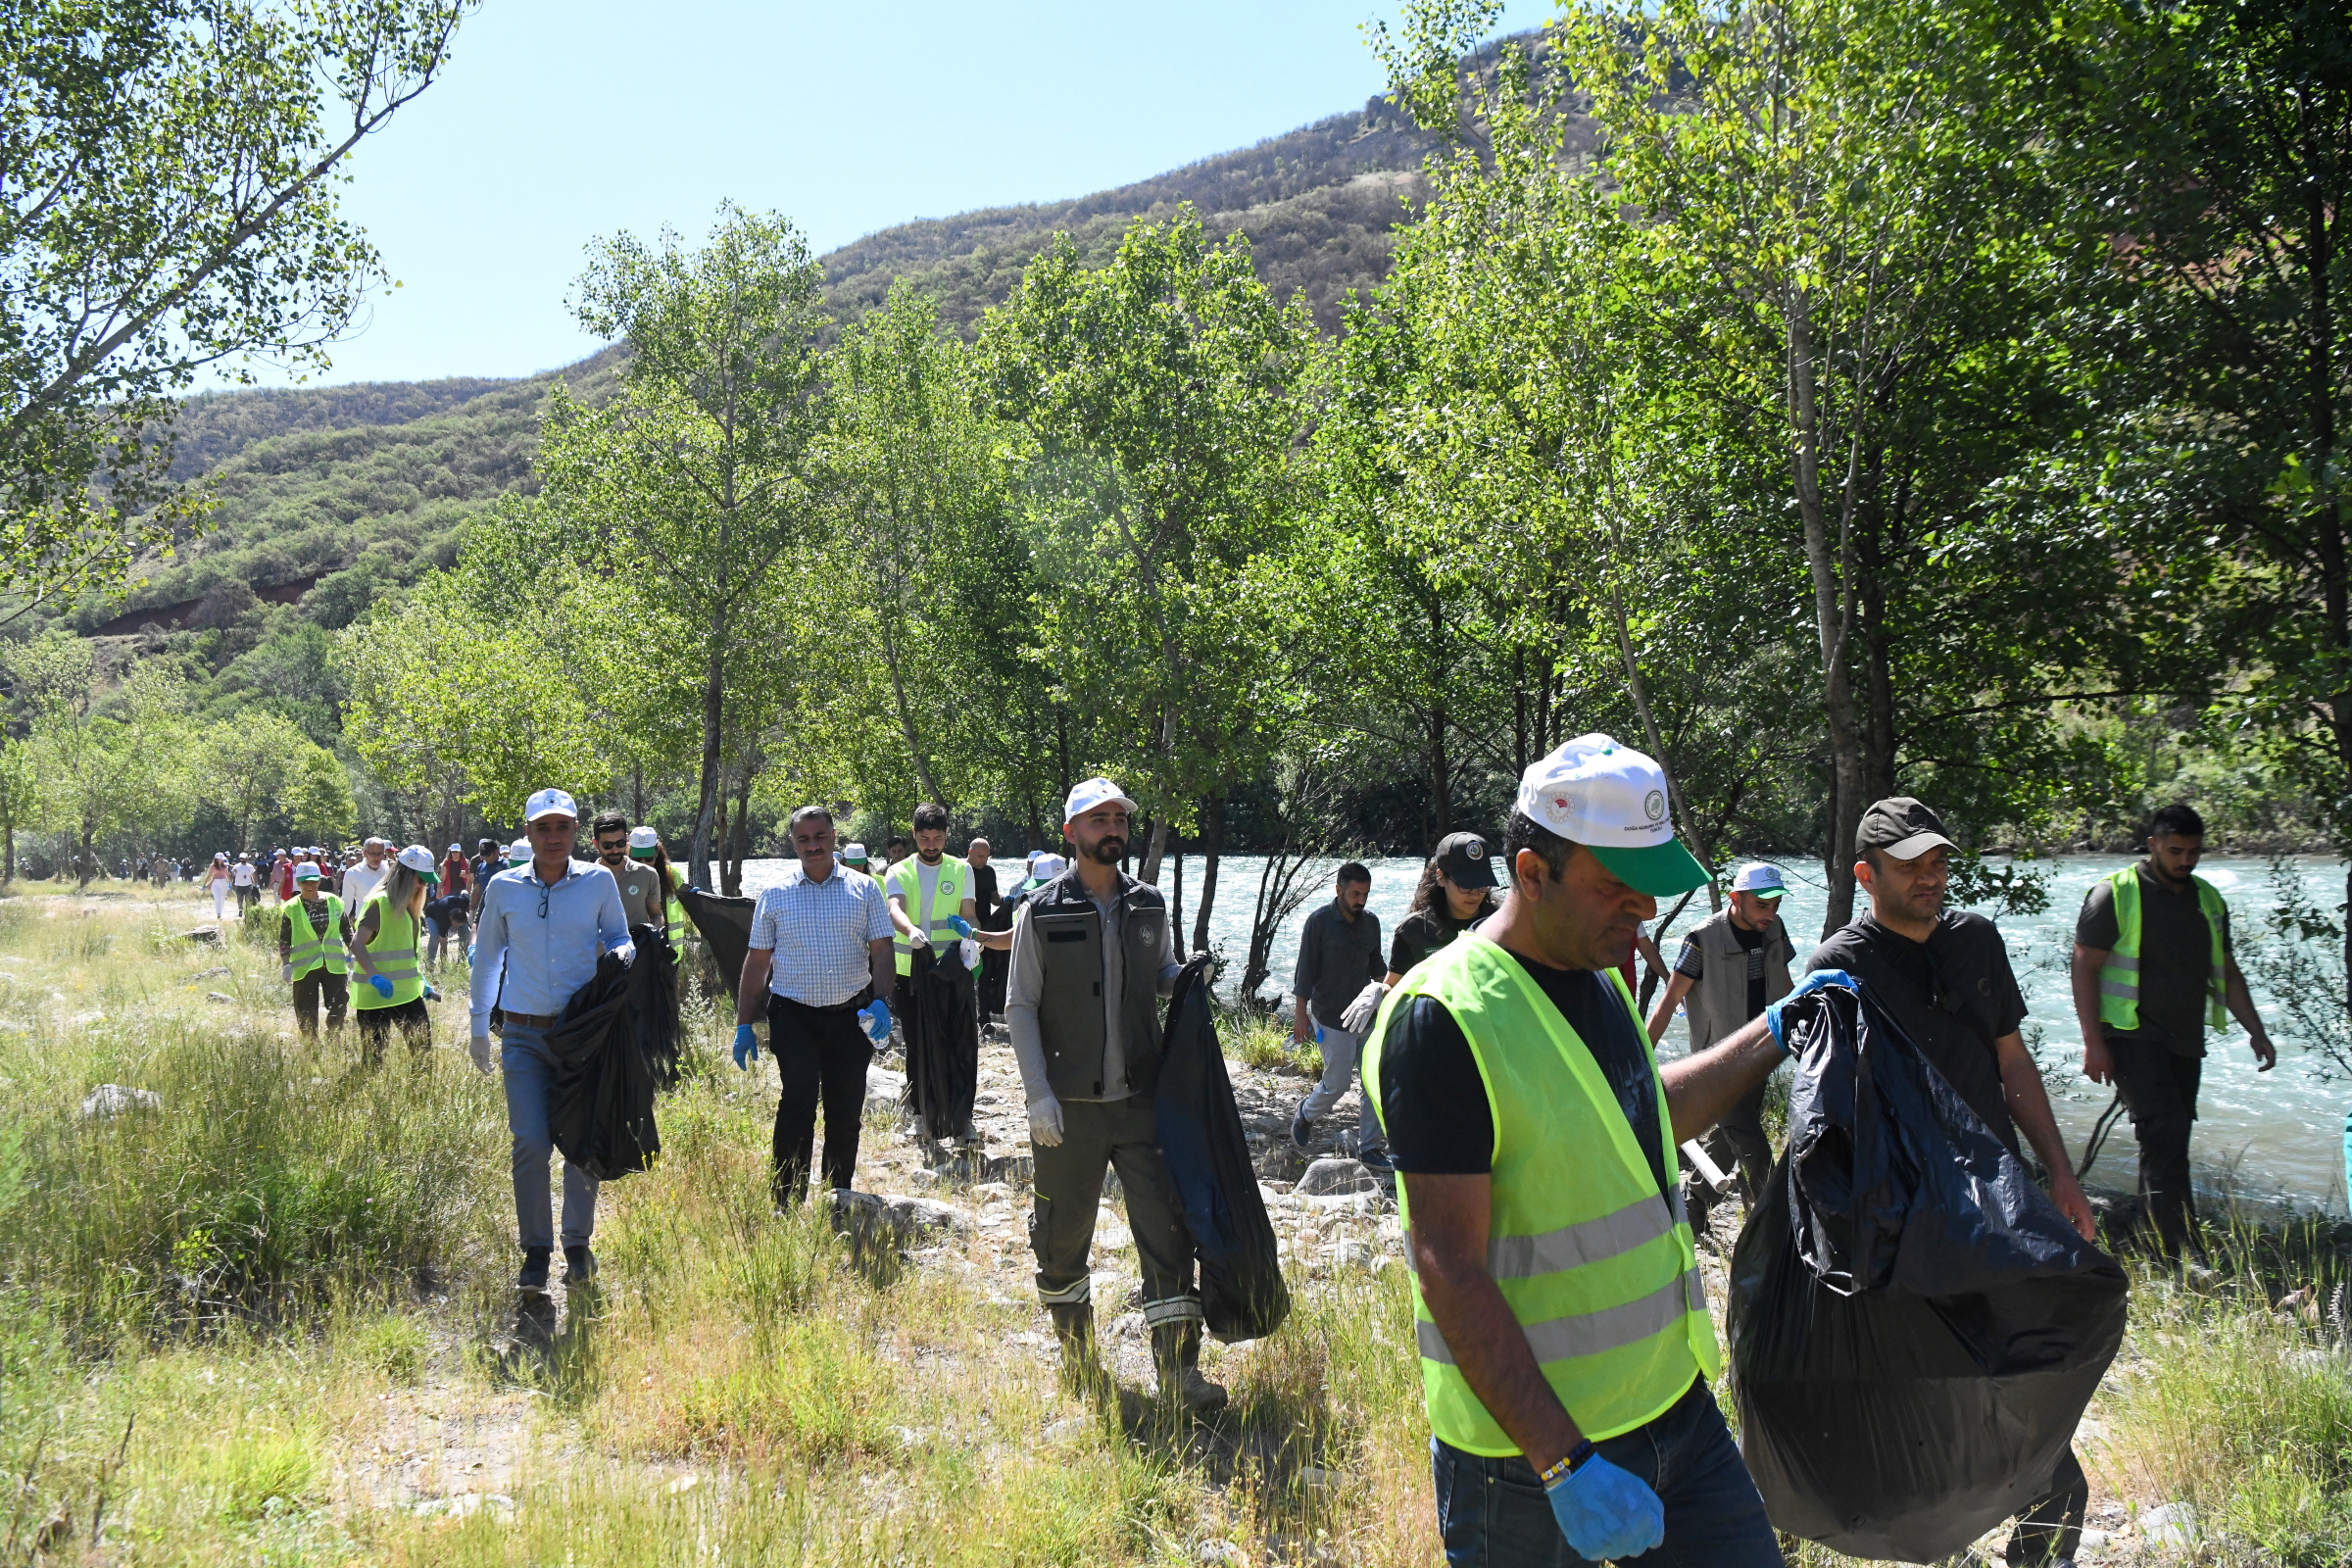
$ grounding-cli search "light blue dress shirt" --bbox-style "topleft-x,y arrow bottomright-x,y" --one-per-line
468,859 -> 632,1030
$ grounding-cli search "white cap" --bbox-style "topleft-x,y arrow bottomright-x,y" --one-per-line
842,842 -> 869,862
1730,862 -> 1788,898
507,838 -> 530,863
1062,776 -> 1138,825
1031,853 -> 1068,880
396,844 -> 436,874
627,825 -> 659,851
1513,733 -> 1707,897
523,786 -> 578,823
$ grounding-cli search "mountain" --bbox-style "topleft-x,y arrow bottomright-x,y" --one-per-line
73,80 -> 1464,639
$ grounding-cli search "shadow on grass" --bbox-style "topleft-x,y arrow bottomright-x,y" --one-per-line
484,1284 -> 603,1407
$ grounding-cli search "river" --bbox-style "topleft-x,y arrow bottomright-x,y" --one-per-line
738,852 -> 2351,1214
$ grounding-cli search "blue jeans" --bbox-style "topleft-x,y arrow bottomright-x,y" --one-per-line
1432,1379 -> 1782,1567
502,1024 -> 598,1251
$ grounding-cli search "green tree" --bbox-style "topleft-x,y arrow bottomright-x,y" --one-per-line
10,636 -> 189,884
1,0 -> 475,608
547,203 -> 829,887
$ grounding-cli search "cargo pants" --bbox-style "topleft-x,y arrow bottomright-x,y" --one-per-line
1029,1095 -> 1203,1330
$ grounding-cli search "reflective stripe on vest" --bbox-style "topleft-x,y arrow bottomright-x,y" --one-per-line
2096,866 -> 2228,1033
1363,934 -> 1717,1454
354,892 -> 424,1008
886,856 -> 971,974
285,894 -> 348,979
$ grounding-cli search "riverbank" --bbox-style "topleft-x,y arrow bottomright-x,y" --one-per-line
0,888 -> 2345,1563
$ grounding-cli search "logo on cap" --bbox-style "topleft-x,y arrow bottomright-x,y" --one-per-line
1464,838 -> 1484,858
1643,790 -> 1666,823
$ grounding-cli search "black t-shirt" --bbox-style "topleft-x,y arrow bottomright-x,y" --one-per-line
1730,920 -> 1767,1017
425,892 -> 471,928
2075,863 -> 2230,1058
1379,945 -> 1668,1194
1807,910 -> 2026,1152
1388,902 -> 1493,977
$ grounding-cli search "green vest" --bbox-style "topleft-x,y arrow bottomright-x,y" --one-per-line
664,864 -> 685,947
285,894 -> 348,980
885,855 -> 972,975
1363,935 -> 1718,1454
2097,865 -> 2229,1032
354,892 -> 424,1009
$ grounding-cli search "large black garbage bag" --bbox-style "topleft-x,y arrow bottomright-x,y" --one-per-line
1155,956 -> 1291,1342
902,944 -> 977,1142
630,922 -> 681,1091
1729,980 -> 2128,1564
676,887 -> 753,999
545,935 -> 669,1181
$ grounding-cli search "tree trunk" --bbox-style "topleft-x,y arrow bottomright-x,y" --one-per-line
689,619 -> 727,889
1139,816 -> 1170,883
1603,547 -> 1719,912
1169,836 -> 1184,947
631,761 -> 645,825
723,765 -> 752,898
1787,292 -> 1866,937
1192,794 -> 1226,956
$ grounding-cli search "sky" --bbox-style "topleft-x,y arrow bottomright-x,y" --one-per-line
236,0 -> 1552,390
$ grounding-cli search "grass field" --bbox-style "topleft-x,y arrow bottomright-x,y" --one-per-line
0,884 -> 2344,1564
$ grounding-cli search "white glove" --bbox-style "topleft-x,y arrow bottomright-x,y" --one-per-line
907,928 -> 931,951
1027,1096 -> 1064,1149
468,1033 -> 495,1074
958,936 -> 979,969
1340,978 -> 1390,1037
612,941 -> 636,967
280,962 -> 293,983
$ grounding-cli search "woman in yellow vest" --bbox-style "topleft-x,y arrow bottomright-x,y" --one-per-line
1363,736 -> 1792,1566
351,844 -> 435,1066
625,826 -> 687,947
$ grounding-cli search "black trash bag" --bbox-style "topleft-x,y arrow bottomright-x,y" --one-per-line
1154,956 -> 1291,1343
545,934 -> 670,1182
630,922 -> 681,1091
675,887 -> 754,999
902,944 -> 977,1142
1729,979 -> 2128,1564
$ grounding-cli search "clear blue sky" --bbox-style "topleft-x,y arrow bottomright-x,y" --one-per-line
244,0 -> 1549,389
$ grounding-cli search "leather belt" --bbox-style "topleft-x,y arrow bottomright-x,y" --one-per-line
502,1010 -> 558,1027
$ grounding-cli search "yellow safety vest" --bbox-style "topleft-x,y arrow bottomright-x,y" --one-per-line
2097,865 -> 2229,1032
885,855 -> 972,975
353,891 -> 424,1009
1363,934 -> 1718,1454
663,864 -> 685,947
285,894 -> 348,980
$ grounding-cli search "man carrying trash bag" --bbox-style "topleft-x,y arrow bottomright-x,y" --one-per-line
1363,735 -> 1798,1566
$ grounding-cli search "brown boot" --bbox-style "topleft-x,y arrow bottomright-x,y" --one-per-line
1050,1302 -> 1102,1390
1152,1320 -> 1227,1412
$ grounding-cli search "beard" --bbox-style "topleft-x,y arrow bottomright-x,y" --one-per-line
1086,835 -> 1126,865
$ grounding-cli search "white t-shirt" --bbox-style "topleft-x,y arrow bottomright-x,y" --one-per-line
231,862 -> 254,887
342,862 -> 385,907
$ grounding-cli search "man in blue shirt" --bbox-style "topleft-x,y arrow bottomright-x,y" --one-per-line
469,787 -> 633,1294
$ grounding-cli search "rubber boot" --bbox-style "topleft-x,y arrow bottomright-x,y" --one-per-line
1049,1302 -> 1102,1392
1152,1320 -> 1227,1413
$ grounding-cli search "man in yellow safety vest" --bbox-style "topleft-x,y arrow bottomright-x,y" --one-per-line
278,860 -> 352,1038
2072,803 -> 2277,1263
1363,734 -> 1792,1565
885,803 -> 1011,1151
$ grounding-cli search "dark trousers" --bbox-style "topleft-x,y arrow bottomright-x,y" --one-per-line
291,970 -> 348,1037
1431,1379 -> 1781,1567
2007,1445 -> 2087,1566
356,997 -> 430,1064
768,993 -> 873,1205
978,944 -> 1009,1018
1029,1095 -> 1201,1326
2109,1035 -> 2203,1256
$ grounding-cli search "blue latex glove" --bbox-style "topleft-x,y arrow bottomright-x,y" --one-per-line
1546,1452 -> 1665,1561
858,999 -> 893,1042
732,1023 -> 759,1069
1764,968 -> 1856,1054
946,915 -> 972,938
423,983 -> 442,1002
367,973 -> 394,999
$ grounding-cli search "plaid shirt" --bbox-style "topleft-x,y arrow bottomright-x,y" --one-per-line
749,862 -> 893,1006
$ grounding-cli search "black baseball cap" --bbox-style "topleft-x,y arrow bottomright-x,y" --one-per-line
1435,831 -> 1499,889
1856,798 -> 1957,860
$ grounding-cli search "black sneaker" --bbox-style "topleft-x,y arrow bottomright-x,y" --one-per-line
516,1248 -> 551,1293
1290,1107 -> 1313,1152
1358,1145 -> 1394,1177
564,1245 -> 598,1284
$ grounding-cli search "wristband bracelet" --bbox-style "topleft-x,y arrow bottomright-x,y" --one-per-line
1538,1440 -> 1596,1488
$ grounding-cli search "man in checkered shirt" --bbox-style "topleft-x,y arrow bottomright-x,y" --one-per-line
732,806 -> 897,1206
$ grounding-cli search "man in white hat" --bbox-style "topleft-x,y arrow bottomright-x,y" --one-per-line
341,837 -> 389,911
469,788 -> 633,1295
1363,735 -> 1793,1565
1004,777 -> 1222,1410
1644,860 -> 1796,1206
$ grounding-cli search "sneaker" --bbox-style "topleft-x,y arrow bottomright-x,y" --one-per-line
516,1248 -> 551,1293
564,1245 -> 598,1284
1358,1145 -> 1394,1177
1170,1366 -> 1228,1413
1290,1106 -> 1313,1152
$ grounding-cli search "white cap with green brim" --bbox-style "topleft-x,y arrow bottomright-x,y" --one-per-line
1514,733 -> 1709,897
1730,862 -> 1787,899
